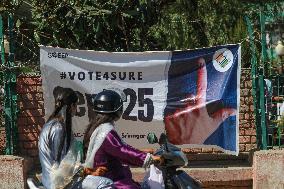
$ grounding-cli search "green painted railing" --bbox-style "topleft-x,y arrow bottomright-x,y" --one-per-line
245,2 -> 284,150
0,14 -> 18,155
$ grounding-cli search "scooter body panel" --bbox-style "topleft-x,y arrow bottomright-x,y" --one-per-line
172,170 -> 201,189
145,133 -> 201,189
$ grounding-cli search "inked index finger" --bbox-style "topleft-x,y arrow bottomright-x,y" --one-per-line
196,58 -> 207,105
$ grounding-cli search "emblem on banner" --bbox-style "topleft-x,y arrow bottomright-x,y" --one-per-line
213,48 -> 233,72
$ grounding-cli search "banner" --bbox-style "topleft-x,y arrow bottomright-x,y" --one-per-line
40,44 -> 240,155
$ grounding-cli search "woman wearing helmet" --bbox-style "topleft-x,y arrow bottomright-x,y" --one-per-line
83,90 -> 162,189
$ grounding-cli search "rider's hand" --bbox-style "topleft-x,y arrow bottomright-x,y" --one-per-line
84,166 -> 108,176
165,58 -> 236,144
92,166 -> 108,176
152,155 -> 164,166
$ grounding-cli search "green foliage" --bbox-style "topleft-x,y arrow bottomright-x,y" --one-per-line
229,18 -> 251,67
0,0 -> 22,13
149,0 -> 245,50
0,0 -> 283,70
277,115 -> 284,128
31,0 -> 161,51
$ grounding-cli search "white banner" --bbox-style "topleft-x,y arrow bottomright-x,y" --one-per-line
40,46 -> 171,148
40,44 -> 240,154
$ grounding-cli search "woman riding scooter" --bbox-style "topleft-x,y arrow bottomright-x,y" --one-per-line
83,90 -> 163,189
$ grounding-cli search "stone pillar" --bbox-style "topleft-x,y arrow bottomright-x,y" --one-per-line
253,150 -> 284,189
0,155 -> 31,189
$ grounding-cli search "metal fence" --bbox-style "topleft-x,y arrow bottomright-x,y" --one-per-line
0,14 -> 18,155
245,3 -> 284,150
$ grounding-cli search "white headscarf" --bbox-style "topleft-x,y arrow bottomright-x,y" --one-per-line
84,122 -> 114,168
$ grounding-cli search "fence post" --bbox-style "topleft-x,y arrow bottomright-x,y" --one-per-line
6,14 -> 18,155
258,9 -> 268,150
259,74 -> 268,149
245,15 -> 262,149
0,13 -> 18,155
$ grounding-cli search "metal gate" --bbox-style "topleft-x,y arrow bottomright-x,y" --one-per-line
245,2 -> 284,150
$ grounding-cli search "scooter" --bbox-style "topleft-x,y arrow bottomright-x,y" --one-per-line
28,132 -> 200,189
143,132 -> 201,189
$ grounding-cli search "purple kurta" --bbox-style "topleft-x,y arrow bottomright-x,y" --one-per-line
93,130 -> 147,189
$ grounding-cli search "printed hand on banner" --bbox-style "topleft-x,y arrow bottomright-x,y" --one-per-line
164,58 -> 237,144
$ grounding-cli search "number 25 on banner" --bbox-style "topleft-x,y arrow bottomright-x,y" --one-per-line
123,88 -> 154,122
70,87 -> 154,122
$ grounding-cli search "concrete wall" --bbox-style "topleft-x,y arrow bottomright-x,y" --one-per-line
5,148 -> 284,189
133,149 -> 284,189
0,155 -> 31,189
253,150 -> 284,189
131,167 -> 253,189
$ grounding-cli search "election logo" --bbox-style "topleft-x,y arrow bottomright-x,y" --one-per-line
213,48 -> 233,72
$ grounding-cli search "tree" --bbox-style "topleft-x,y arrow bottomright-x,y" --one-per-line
147,0 -> 244,49
31,0 -> 162,51
1,0 -> 283,70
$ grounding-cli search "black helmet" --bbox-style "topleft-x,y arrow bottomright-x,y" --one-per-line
93,90 -> 123,113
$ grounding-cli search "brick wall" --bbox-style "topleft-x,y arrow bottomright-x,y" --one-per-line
0,128 -> 5,154
0,92 -> 5,154
0,68 -> 257,162
16,76 -> 45,164
239,69 -> 257,152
